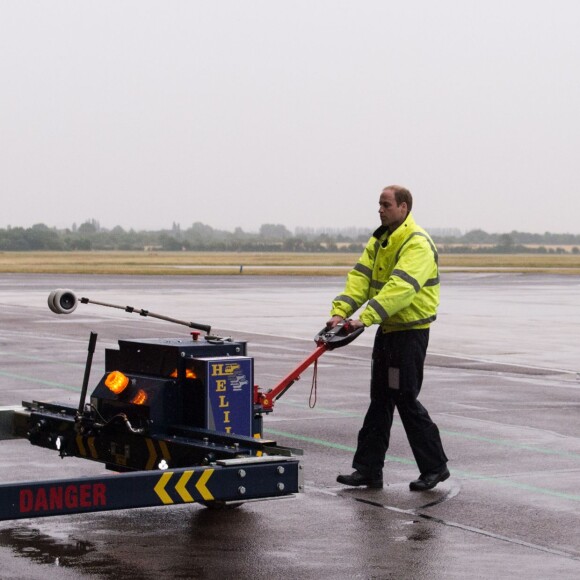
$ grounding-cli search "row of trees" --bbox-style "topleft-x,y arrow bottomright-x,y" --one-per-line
1,221 -> 579,253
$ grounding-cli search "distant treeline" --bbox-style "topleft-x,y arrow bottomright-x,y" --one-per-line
1,221 -> 579,254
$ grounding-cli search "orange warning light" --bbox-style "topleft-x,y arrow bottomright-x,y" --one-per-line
131,389 -> 148,405
170,368 -> 197,379
105,371 -> 129,394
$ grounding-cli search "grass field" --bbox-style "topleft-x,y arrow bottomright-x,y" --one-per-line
1,251 -> 580,275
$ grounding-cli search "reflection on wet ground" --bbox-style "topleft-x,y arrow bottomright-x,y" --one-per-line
0,526 -> 93,565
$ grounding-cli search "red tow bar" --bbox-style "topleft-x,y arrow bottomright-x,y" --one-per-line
255,321 -> 364,411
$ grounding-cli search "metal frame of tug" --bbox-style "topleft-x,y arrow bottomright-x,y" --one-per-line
0,290 -> 362,521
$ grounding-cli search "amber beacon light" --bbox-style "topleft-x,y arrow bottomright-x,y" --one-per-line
104,371 -> 129,395
131,389 -> 148,405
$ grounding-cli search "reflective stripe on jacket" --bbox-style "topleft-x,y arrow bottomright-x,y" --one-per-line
330,213 -> 440,332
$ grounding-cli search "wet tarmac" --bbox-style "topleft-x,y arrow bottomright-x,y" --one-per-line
0,272 -> 579,579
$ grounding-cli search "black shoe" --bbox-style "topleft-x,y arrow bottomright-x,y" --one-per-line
337,471 -> 383,489
409,467 -> 450,491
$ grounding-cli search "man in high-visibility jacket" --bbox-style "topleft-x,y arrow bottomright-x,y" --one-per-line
330,185 -> 449,491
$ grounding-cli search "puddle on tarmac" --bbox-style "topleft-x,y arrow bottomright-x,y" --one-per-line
0,526 -> 94,565
0,525 -> 147,578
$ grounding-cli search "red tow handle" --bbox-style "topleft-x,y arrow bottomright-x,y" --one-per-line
255,343 -> 328,411
255,320 -> 364,411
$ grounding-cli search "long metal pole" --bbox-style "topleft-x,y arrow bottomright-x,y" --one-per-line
77,332 -> 98,416
79,297 -> 211,334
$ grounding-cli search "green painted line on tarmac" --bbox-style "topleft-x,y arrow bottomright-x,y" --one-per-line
266,428 -> 580,503
265,428 -> 414,465
0,370 -> 80,392
280,399 -> 580,461
280,400 -> 364,418
441,429 -> 580,460
0,351 -> 85,368
447,467 -> 580,502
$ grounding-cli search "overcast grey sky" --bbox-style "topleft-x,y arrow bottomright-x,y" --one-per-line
1,1 -> 579,234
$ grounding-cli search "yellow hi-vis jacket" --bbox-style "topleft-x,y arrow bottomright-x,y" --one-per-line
331,213 -> 440,332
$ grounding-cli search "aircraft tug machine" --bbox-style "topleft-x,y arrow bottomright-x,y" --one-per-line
0,289 -> 362,521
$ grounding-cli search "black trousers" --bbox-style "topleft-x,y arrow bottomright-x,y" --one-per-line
352,328 -> 448,478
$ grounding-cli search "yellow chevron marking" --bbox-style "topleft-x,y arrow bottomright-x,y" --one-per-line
145,438 -> 157,470
195,469 -> 214,501
154,472 -> 174,504
158,440 -> 172,462
76,435 -> 87,457
175,471 -> 195,503
87,437 -> 98,459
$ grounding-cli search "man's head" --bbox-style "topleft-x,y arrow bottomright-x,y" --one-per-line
379,185 -> 412,232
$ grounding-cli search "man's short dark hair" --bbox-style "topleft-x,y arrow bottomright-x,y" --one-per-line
385,185 -> 413,213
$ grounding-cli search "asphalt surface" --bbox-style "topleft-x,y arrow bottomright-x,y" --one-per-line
0,273 -> 579,579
